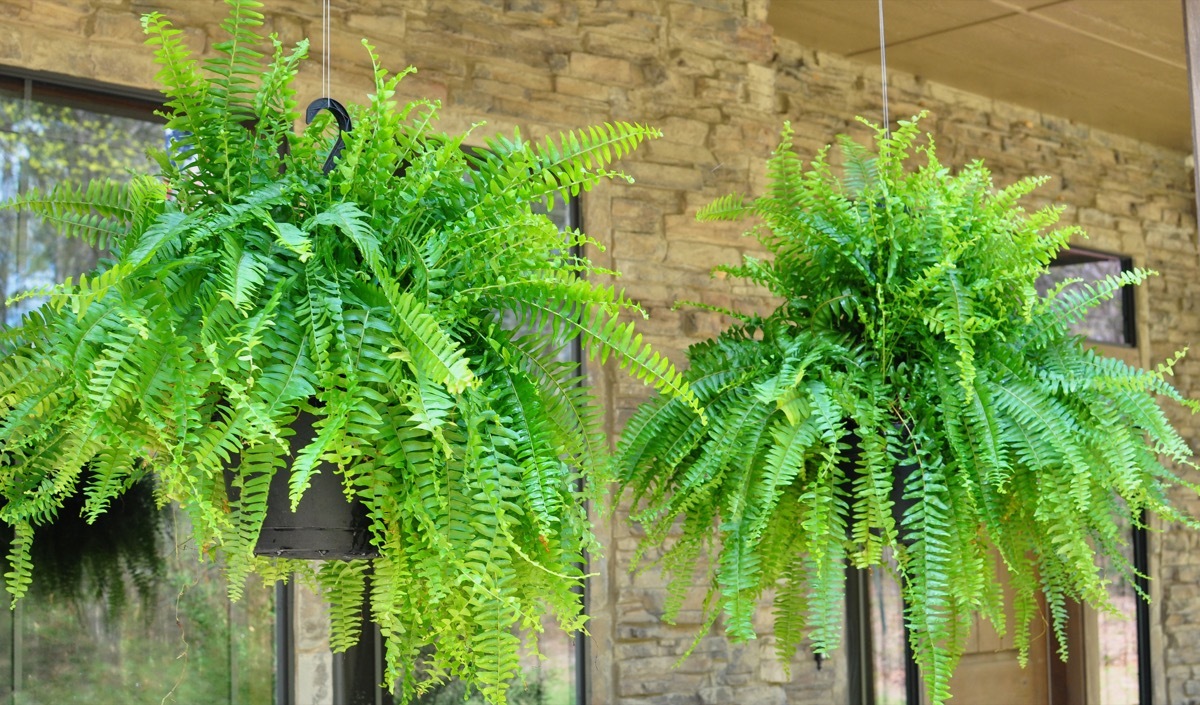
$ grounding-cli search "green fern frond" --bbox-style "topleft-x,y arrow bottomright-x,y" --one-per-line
1034,267 -> 1154,339
0,179 -> 134,248
498,121 -> 661,201
4,522 -> 35,602
383,285 -> 475,395
317,560 -> 370,653
487,283 -> 700,416
499,330 -> 604,472
696,193 -> 749,222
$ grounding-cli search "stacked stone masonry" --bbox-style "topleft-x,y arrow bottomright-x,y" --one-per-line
2,0 -> 1199,702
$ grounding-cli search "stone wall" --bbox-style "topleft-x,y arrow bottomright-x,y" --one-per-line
3,1 -> 1200,703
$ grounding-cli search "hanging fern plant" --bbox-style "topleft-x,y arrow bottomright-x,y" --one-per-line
0,2 -> 697,703
612,115 -> 1199,704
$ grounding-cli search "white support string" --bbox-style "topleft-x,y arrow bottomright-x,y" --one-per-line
322,0 -> 331,99
878,0 -> 891,138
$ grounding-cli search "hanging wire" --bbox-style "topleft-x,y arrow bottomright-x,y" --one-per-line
878,0 -> 891,138
306,0 -> 351,174
322,0 -> 331,99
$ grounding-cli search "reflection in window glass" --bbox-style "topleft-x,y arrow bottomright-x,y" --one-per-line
414,610 -> 578,704
0,81 -> 166,324
11,507 -> 274,705
0,78 -> 275,704
416,192 -> 581,705
870,553 -> 908,705
515,193 -> 579,705
516,609 -> 579,705
1096,511 -> 1139,705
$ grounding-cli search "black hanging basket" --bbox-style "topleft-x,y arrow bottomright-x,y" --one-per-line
250,409 -> 378,560
251,99 -> 375,559
839,425 -> 918,534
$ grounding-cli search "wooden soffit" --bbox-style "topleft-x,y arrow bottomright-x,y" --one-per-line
769,0 -> 1190,151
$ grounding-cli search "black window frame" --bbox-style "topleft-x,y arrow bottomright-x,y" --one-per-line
1043,245 -> 1138,348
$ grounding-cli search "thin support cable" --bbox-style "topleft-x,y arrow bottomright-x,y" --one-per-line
878,0 -> 891,138
322,0 -> 331,99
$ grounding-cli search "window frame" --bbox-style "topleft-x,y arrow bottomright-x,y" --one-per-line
0,67 -> 163,119
1042,245 -> 1138,348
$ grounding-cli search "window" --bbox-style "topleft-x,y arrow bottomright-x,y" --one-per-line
855,522 -> 1151,704
1040,247 -> 1150,703
0,72 -> 590,705
1034,247 -> 1136,347
0,72 -> 275,704
0,75 -> 166,324
845,557 -> 914,705
1068,507 -> 1152,705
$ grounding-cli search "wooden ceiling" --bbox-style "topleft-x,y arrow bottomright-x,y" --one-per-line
768,0 -> 1191,150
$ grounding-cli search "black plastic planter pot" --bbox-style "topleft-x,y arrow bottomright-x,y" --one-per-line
839,427 -> 918,535
250,410 -> 378,560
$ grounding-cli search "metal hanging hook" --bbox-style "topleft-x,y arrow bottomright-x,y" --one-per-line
305,97 -> 352,174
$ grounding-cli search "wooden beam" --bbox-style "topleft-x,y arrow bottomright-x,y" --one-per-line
1184,0 -> 1200,235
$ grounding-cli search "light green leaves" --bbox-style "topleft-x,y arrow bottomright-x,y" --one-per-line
386,288 -> 475,395
267,220 -> 312,262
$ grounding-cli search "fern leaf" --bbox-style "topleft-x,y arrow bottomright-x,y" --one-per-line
485,283 -> 700,416
1,179 -> 134,248
317,560 -> 370,653
4,522 -> 35,601
384,285 -> 474,395
696,193 -> 750,222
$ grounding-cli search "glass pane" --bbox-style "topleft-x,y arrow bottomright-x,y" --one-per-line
412,192 -> 581,703
0,86 -> 163,325
514,193 -> 579,705
0,80 -> 274,704
1096,512 -> 1139,705
533,196 -> 573,232
871,554 -> 908,705
0,593 -> 10,696
11,504 -> 274,704
413,618 -> 577,704
0,85 -> 24,324
1035,251 -> 1129,346
515,610 -> 577,704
